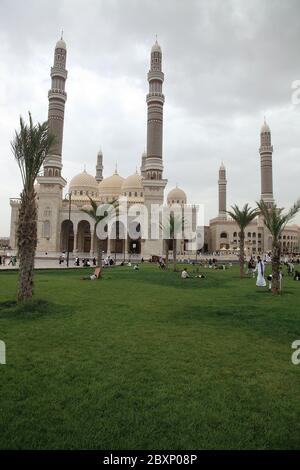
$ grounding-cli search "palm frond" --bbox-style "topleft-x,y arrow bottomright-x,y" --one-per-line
11,112 -> 55,193
226,203 -> 259,230
257,199 -> 300,239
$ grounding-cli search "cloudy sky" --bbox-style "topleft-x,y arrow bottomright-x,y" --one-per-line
1,0 -> 300,236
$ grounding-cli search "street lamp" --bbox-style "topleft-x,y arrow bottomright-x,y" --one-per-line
64,192 -> 72,268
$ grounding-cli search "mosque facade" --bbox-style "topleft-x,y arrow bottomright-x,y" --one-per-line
9,37 -> 300,258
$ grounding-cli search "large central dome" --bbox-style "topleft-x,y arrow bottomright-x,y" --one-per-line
69,170 -> 98,200
98,171 -> 124,200
121,172 -> 144,201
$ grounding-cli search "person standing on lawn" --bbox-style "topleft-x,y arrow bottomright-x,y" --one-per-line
255,255 -> 266,287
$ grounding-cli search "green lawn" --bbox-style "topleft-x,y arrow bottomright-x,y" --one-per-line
0,263 -> 300,449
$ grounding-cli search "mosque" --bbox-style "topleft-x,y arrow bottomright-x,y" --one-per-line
9,36 -> 300,259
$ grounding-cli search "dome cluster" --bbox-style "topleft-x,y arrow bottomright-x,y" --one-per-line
68,168 -> 146,204
68,166 -> 188,206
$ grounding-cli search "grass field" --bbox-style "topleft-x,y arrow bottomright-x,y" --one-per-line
0,263 -> 300,450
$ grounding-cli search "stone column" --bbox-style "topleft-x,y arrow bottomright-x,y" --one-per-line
73,230 -> 78,252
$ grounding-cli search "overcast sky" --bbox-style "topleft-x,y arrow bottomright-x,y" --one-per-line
1,0 -> 300,236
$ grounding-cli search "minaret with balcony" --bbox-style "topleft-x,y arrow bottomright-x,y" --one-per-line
259,119 -> 274,207
218,162 -> 227,219
142,39 -> 168,257
43,34 -> 68,183
95,150 -> 104,182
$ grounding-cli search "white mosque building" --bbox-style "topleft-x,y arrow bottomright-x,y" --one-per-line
9,36 -> 300,259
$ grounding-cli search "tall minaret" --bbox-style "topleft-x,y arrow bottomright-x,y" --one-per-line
36,35 -> 68,254
259,119 -> 274,206
96,150 -> 103,182
145,39 -> 165,179
43,34 -> 68,179
218,162 -> 227,219
142,39 -> 167,257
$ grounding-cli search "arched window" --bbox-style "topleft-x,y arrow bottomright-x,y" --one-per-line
233,232 -> 237,237
247,232 -> 251,237
252,232 -> 256,237
220,232 -> 228,239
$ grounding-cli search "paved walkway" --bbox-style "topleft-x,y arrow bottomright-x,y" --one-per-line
0,259 -> 79,270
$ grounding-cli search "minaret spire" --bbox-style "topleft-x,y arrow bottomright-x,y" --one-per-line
218,162 -> 227,219
43,35 -> 68,180
95,149 -> 103,182
259,119 -> 274,206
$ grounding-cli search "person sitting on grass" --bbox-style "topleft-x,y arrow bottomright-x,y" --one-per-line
81,266 -> 101,280
133,264 -> 139,270
181,268 -> 189,279
294,270 -> 300,281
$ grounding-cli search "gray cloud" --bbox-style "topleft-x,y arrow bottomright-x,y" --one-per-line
1,0 -> 300,236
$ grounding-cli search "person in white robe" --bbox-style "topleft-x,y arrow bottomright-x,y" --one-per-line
255,256 -> 266,287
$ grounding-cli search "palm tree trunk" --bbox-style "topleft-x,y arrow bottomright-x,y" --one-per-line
239,231 -> 245,278
271,240 -> 281,294
96,230 -> 102,267
17,190 -> 37,301
173,238 -> 177,272
164,239 -> 169,268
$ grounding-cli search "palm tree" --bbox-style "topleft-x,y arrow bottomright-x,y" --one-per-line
81,197 -> 118,268
257,199 -> 300,294
227,204 -> 260,278
11,113 -> 55,301
164,239 -> 169,269
161,212 -> 184,272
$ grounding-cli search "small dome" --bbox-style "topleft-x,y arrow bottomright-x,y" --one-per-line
167,186 -> 187,203
69,170 -> 98,190
261,119 -> 270,133
151,40 -> 161,53
122,172 -> 143,191
56,38 -> 66,50
98,172 -> 124,197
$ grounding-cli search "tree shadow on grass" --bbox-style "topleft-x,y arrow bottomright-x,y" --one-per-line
0,299 -> 72,320
176,302 -> 300,342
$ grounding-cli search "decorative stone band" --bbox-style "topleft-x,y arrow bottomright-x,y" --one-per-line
51,67 -> 68,79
